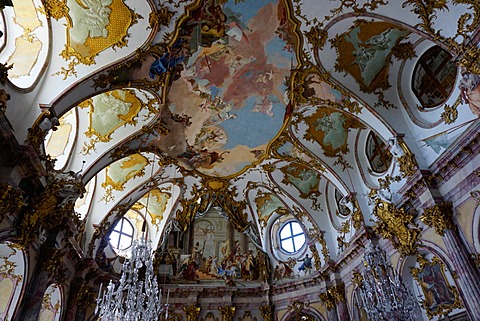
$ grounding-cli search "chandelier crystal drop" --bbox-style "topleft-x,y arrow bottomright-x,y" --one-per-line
95,237 -> 163,321
356,241 -> 419,321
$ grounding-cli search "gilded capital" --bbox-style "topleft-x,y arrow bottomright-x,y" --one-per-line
319,283 -> 345,311
319,290 -> 336,310
259,304 -> 274,321
184,304 -> 200,321
219,305 -> 235,321
421,202 -> 455,236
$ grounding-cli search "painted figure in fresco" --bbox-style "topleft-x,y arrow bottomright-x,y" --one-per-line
149,40 -> 189,79
252,96 -> 274,117
242,251 -> 256,280
297,254 -> 312,276
419,264 -> 455,308
274,260 -> 294,280
459,70 -> 480,117
178,141 -> 228,169
192,241 -> 205,268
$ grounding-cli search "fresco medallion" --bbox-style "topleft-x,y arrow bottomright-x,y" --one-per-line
147,0 -> 301,177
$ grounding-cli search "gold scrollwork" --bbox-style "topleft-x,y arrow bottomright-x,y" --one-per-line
39,0 -> 69,20
319,283 -> 346,311
184,304 -> 200,321
410,255 -> 463,319
75,283 -> 95,309
420,202 -> 455,236
460,42 -> 480,75
149,7 -> 175,29
41,248 -> 68,283
309,244 -> 322,270
259,304 -> 274,321
441,103 -> 459,125
0,183 -> 25,220
372,199 -> 421,256
218,305 -> 235,321
175,179 -> 248,233
397,139 -> 419,177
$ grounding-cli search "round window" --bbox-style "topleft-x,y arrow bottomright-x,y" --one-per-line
109,217 -> 134,251
279,221 -> 306,253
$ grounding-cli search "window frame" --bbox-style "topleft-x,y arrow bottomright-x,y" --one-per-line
278,220 -> 306,254
412,46 -> 457,109
109,217 -> 135,251
365,131 -> 392,174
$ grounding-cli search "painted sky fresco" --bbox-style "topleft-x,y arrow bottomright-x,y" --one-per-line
149,0 -> 298,177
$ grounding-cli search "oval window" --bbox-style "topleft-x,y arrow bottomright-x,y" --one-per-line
279,221 -> 306,253
109,217 -> 134,251
412,46 -> 457,108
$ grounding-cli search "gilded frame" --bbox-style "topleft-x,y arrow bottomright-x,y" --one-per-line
410,256 -> 463,319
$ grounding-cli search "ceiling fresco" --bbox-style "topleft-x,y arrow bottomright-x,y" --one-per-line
18,0 -> 479,288
102,0 -> 304,177
331,20 -> 411,93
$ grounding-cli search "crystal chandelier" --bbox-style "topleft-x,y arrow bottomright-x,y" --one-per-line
95,237 -> 164,321
355,241 -> 419,321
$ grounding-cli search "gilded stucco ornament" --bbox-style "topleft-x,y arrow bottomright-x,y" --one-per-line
304,26 -> 328,51
175,179 -> 248,233
441,102 -> 460,124
420,202 -> 455,236
74,283 -> 96,309
18,169 -> 84,249
0,183 -> 24,220
149,6 -> 175,29
410,255 -> 463,319
219,305 -> 235,321
372,199 -> 421,256
41,248 -> 68,283
0,62 -> 12,92
460,46 -> 480,75
309,244 -> 322,270
319,283 -> 346,311
50,0 -> 142,79
317,230 -> 331,261
393,138 -> 418,177
184,304 -> 200,321
259,304 -> 274,321
286,300 -> 314,321
0,247 -> 23,281
39,0 -> 69,20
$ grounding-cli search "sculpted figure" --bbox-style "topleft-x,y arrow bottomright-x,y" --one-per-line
459,71 -> 480,117
387,137 -> 405,158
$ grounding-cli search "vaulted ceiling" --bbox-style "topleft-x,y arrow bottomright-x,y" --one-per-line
3,0 -> 479,270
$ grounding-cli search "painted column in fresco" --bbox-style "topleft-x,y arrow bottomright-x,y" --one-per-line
421,202 -> 480,320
